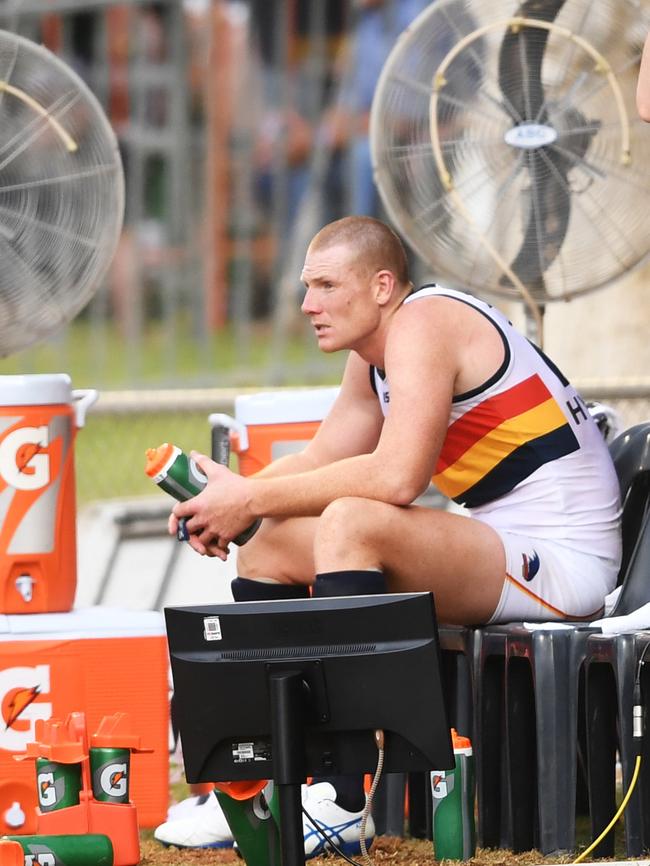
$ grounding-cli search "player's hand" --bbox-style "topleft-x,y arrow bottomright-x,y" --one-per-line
167,512 -> 230,560
170,452 -> 256,557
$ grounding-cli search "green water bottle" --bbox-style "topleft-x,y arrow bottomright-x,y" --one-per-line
89,747 -> 130,804
431,729 -> 476,860
35,758 -> 82,812
145,443 -> 208,500
145,442 -> 261,545
4,833 -> 113,866
215,784 -> 281,866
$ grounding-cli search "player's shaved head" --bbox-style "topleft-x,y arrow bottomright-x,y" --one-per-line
309,216 -> 410,287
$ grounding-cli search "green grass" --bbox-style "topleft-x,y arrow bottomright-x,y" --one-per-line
75,411 -> 215,504
0,316 -> 345,390
0,316 -> 345,503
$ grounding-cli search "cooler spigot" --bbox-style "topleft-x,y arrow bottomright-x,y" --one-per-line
15,574 -> 34,602
4,801 -> 26,829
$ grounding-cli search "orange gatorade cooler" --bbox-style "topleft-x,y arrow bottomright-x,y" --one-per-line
0,374 -> 97,613
226,387 -> 340,476
0,607 -> 169,834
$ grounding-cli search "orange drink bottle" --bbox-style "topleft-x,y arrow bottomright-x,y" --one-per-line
144,443 -> 260,545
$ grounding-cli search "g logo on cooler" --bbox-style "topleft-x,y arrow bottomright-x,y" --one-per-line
0,665 -> 52,752
0,425 -> 50,490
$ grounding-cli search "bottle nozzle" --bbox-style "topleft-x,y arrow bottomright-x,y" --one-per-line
145,443 -> 175,477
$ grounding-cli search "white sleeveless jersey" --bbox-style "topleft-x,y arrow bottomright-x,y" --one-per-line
370,286 -> 621,561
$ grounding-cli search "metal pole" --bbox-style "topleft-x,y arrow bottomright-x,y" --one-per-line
269,670 -> 307,866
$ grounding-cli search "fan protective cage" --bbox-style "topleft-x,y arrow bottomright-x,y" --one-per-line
0,30 -> 124,357
370,0 -> 650,304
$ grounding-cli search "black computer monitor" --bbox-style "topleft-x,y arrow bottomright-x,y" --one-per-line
165,591 -> 454,784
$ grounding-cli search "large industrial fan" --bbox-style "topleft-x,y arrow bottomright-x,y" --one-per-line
0,30 -> 124,357
370,0 -> 650,342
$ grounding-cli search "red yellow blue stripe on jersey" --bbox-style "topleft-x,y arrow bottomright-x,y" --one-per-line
433,373 -> 579,508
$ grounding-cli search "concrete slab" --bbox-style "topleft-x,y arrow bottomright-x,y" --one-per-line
75,497 -> 235,611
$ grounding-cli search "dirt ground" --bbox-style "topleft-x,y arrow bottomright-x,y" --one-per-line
138,762 -> 615,866
139,835 -> 578,866
137,807 -> 610,866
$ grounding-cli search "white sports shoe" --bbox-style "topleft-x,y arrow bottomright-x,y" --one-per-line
166,792 -> 212,822
155,782 -> 374,856
154,791 -> 234,848
302,782 -> 375,859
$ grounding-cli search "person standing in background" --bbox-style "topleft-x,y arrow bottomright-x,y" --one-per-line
323,0 -> 433,216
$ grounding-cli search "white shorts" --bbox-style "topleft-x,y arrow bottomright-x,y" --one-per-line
487,530 -> 619,624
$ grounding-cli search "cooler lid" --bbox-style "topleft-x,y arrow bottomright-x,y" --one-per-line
235,387 -> 340,425
0,607 -> 165,640
0,373 -> 72,406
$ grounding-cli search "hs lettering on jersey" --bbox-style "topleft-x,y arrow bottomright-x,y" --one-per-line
565,395 -> 589,425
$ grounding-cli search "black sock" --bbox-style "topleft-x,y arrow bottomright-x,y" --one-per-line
312,569 -> 386,812
231,577 -> 310,602
313,569 -> 386,598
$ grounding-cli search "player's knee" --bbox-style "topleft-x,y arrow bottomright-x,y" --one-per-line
235,519 -> 313,582
316,497 -> 377,549
236,525 -> 295,581
235,536 -> 266,578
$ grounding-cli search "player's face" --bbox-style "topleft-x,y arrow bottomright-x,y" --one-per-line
300,243 -> 380,353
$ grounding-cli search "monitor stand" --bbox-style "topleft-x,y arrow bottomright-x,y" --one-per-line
269,670 -> 309,866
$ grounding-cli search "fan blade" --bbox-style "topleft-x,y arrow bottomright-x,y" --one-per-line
497,0 -> 598,294
502,106 -> 599,293
498,0 -> 566,124
502,151 -> 570,292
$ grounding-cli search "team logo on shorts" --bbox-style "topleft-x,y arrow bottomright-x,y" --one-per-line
522,551 -> 540,581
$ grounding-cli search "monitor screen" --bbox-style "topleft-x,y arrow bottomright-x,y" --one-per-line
165,592 -> 454,783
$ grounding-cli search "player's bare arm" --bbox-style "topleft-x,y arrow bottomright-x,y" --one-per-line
247,300 -> 458,510
258,351 -> 384,475
171,350 -> 384,552
175,300 -> 462,553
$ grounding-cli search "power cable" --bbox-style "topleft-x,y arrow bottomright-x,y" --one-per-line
360,729 -> 385,865
572,755 -> 640,864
